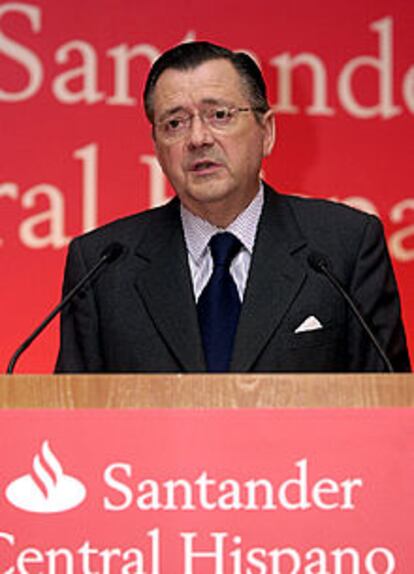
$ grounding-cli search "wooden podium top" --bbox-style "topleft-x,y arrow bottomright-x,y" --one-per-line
0,373 -> 413,408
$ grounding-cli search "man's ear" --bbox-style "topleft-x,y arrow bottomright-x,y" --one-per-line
152,124 -> 158,145
262,107 -> 276,157
153,129 -> 161,161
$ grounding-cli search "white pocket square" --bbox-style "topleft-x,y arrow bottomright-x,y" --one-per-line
294,315 -> 323,333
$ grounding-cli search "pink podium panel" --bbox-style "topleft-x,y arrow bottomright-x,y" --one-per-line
0,409 -> 413,572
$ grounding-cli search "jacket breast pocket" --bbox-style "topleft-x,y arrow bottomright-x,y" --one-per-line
281,322 -> 344,350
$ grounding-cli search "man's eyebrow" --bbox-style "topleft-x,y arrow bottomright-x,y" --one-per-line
157,98 -> 234,121
200,97 -> 232,106
157,106 -> 187,122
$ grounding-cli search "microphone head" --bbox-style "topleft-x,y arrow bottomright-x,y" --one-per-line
308,251 -> 329,273
101,242 -> 124,263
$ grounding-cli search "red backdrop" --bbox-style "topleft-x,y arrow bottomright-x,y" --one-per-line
1,0 -> 413,372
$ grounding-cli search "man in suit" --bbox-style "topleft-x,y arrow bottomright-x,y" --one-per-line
55,41 -> 410,373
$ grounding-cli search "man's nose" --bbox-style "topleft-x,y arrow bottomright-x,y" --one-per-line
186,114 -> 214,148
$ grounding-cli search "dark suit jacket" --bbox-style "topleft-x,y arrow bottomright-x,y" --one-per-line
55,184 -> 411,372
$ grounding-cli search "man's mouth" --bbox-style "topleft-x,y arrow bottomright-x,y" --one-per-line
189,159 -> 222,173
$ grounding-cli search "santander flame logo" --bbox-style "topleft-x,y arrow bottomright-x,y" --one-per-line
5,440 -> 86,513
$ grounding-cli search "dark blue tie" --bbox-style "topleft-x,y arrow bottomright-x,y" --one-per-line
197,232 -> 242,372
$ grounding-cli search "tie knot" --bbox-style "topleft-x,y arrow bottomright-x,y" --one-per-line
209,232 -> 242,268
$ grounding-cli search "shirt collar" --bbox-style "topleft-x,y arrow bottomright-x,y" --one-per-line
181,182 -> 264,265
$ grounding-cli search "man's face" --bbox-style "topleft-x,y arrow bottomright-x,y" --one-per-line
151,59 -> 275,226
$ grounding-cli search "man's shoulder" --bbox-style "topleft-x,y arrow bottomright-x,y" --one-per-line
261,184 -> 386,263
264,184 -> 381,234
68,197 -> 180,257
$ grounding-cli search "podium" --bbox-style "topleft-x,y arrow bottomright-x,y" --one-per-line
1,373 -> 414,407
0,374 -> 413,572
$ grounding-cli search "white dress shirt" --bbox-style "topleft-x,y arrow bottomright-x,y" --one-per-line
180,184 -> 264,302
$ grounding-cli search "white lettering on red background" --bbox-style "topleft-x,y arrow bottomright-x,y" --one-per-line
0,5 -> 412,117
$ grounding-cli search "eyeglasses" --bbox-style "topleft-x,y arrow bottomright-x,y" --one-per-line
154,104 -> 265,142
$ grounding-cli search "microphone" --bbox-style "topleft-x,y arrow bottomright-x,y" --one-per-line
307,251 -> 394,373
6,242 -> 124,374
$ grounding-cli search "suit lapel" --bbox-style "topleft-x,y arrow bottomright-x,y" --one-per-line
131,188 -> 308,373
133,200 -> 206,372
231,187 -> 308,371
